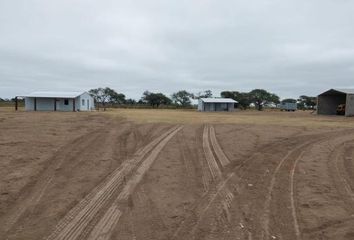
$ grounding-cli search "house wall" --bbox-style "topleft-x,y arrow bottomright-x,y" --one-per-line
25,97 -> 57,111
215,103 -> 228,111
317,94 -> 346,115
78,92 -> 94,111
57,98 -> 74,111
200,102 -> 234,112
25,97 -> 34,111
203,103 -> 215,111
228,103 -> 235,111
346,94 -> 354,117
198,100 -> 203,111
25,97 -> 75,111
25,93 -> 94,111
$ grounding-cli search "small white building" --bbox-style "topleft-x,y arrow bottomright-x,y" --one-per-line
198,98 -> 237,112
23,91 -> 94,111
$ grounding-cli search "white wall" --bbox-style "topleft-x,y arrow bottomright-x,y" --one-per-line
25,97 -> 56,111
25,97 -> 34,111
25,97 -> 75,111
25,92 -> 94,111
77,92 -> 94,111
198,99 -> 203,111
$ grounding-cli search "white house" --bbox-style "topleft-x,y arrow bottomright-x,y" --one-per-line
198,98 -> 237,112
23,91 -> 94,111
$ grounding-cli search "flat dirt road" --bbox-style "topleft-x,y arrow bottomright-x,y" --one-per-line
1,109 -> 354,240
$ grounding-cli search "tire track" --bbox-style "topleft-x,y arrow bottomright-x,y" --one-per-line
263,130 -> 354,240
192,129 -> 319,239
294,133 -> 354,239
86,206 -> 122,240
290,151 -> 305,240
209,125 -> 230,167
334,144 -> 354,202
0,123 -> 125,235
173,125 -> 236,239
262,139 -> 320,240
117,126 -> 183,202
86,126 -> 183,240
46,126 -> 180,240
203,125 -> 222,181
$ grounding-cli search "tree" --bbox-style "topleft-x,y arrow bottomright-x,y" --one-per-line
195,90 -> 213,99
110,92 -> 126,104
89,87 -> 125,110
171,90 -> 193,106
125,98 -> 137,105
249,89 -> 280,111
269,93 -> 280,105
141,91 -> 172,108
220,91 -> 251,109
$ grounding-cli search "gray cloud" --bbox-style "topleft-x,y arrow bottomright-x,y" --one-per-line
1,0 -> 354,99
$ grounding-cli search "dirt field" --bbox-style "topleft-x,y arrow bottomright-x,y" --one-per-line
1,108 -> 354,240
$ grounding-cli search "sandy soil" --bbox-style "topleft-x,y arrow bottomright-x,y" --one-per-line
1,109 -> 354,240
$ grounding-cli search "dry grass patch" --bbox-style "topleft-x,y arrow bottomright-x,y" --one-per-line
104,108 -> 354,129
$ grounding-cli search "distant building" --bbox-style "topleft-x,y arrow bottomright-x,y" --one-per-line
22,91 -> 94,111
198,98 -> 237,112
317,89 -> 354,116
279,102 -> 297,111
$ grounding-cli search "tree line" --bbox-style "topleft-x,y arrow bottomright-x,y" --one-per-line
88,87 -> 210,110
0,88 -> 316,110
89,87 -> 316,111
221,90 -> 316,110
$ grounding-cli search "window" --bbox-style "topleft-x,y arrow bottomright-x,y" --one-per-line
82,99 -> 85,106
64,99 -> 69,105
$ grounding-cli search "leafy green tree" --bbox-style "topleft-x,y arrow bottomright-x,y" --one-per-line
171,90 -> 193,106
142,91 -> 172,108
220,91 -> 251,109
249,89 -> 280,111
89,87 -> 125,110
269,93 -> 280,105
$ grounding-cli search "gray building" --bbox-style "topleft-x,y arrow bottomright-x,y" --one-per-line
317,89 -> 354,116
23,91 -> 94,111
198,98 -> 237,112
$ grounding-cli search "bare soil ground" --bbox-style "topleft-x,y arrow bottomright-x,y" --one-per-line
1,108 -> 354,240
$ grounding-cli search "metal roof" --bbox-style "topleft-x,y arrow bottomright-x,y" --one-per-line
319,88 -> 354,96
22,91 -> 87,98
333,88 -> 354,94
200,98 -> 238,103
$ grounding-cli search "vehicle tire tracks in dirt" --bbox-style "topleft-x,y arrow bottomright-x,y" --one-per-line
87,126 -> 182,240
173,124 -> 237,240
0,121 -> 132,236
262,129 -> 354,240
45,125 -> 182,240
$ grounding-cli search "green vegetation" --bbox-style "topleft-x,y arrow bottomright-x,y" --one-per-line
221,89 -> 280,110
141,91 -> 172,108
171,90 -> 194,107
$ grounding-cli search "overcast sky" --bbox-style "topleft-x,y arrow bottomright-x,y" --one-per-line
1,0 -> 354,100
